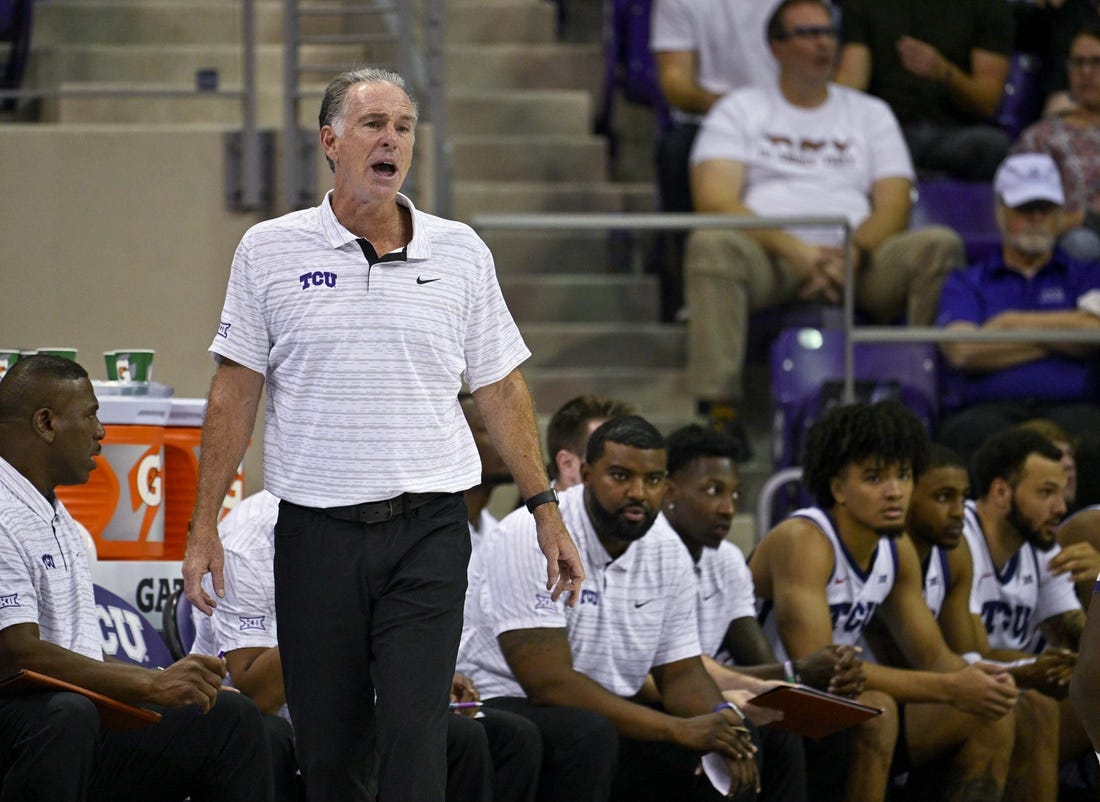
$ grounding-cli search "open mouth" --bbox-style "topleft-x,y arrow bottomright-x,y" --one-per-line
373,161 -> 397,176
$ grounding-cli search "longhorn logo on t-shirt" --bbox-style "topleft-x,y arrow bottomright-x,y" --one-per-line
762,133 -> 856,169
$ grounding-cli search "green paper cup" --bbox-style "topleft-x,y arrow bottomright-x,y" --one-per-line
36,347 -> 78,361
104,351 -> 120,381
112,349 -> 155,382
0,350 -> 19,380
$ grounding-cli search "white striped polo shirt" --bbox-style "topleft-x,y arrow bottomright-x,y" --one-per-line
210,191 -> 531,507
0,457 -> 101,660
458,484 -> 701,700
691,536 -> 757,662
964,501 -> 1080,653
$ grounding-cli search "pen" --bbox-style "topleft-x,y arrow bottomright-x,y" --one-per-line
449,701 -> 484,710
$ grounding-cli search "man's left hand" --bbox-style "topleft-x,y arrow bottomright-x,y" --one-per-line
1048,542 -> 1100,583
533,509 -> 585,606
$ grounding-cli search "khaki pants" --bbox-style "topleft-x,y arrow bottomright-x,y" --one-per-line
684,225 -> 965,400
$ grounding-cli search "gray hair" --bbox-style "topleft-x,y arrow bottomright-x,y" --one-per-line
318,66 -> 419,135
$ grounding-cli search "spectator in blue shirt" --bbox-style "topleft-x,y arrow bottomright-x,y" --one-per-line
935,152 -> 1100,472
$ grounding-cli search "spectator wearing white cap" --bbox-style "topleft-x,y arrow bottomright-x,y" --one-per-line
934,152 -> 1100,469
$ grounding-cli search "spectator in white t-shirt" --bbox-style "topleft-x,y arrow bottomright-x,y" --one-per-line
684,0 -> 964,440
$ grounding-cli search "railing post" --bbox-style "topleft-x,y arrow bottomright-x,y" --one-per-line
240,0 -> 262,209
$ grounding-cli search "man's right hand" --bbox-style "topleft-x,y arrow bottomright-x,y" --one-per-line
950,662 -> 1018,719
674,709 -> 759,798
147,654 -> 227,712
798,644 -> 865,697
672,708 -> 757,760
182,519 -> 225,615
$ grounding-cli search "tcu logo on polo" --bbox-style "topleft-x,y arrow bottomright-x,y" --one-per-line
299,271 -> 338,290
41,554 -> 56,569
579,589 -> 600,606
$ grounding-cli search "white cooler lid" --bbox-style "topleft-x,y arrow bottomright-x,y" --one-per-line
94,396 -> 173,426
166,398 -> 206,427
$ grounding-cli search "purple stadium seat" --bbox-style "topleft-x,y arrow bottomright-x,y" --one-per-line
910,179 -> 1000,264
996,52 -> 1046,140
770,327 -> 939,467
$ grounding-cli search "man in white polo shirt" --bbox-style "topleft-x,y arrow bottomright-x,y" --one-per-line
182,65 -> 584,801
0,355 -> 273,800
460,416 -> 806,802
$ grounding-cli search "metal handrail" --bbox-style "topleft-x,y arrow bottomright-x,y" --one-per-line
841,260 -> 1100,401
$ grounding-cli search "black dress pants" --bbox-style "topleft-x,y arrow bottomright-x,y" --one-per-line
274,493 -> 470,802
0,689 -> 273,801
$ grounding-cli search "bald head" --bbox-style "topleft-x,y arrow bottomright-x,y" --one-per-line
0,355 -> 89,425
0,355 -> 103,498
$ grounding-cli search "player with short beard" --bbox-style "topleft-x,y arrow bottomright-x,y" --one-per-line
751,401 -> 1019,802
962,428 -> 1100,773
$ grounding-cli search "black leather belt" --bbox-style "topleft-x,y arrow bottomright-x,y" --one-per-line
318,492 -> 449,525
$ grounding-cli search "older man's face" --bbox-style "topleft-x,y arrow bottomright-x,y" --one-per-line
998,200 -> 1062,261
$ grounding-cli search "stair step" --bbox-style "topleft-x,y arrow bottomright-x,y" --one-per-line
49,84 -> 592,132
451,135 -> 608,182
502,274 -> 660,323
454,180 -> 657,221
446,1 -> 556,44
518,323 -> 685,368
481,229 -> 646,275
447,90 -> 591,136
445,43 -> 603,95
34,0 -> 556,46
524,367 -> 694,417
29,43 -> 393,86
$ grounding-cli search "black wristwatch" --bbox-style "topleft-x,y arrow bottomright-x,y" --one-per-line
525,488 -> 559,513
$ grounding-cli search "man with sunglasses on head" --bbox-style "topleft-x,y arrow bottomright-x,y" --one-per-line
935,152 -> 1100,473
683,0 -> 963,441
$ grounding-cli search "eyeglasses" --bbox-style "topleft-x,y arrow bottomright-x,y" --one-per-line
774,25 -> 839,41
1067,56 -> 1100,71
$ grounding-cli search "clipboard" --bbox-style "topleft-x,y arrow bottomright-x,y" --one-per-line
748,683 -> 882,739
0,669 -> 162,730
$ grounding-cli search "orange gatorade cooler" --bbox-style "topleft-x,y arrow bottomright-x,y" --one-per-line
163,399 -> 245,560
56,394 -> 172,559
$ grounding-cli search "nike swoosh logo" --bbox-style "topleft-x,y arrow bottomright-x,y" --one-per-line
634,600 -> 655,608
702,591 -> 720,601
416,276 -> 441,284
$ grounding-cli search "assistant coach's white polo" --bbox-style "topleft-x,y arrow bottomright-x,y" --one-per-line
210,191 -> 530,507
458,484 -> 701,700
0,456 -> 101,661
